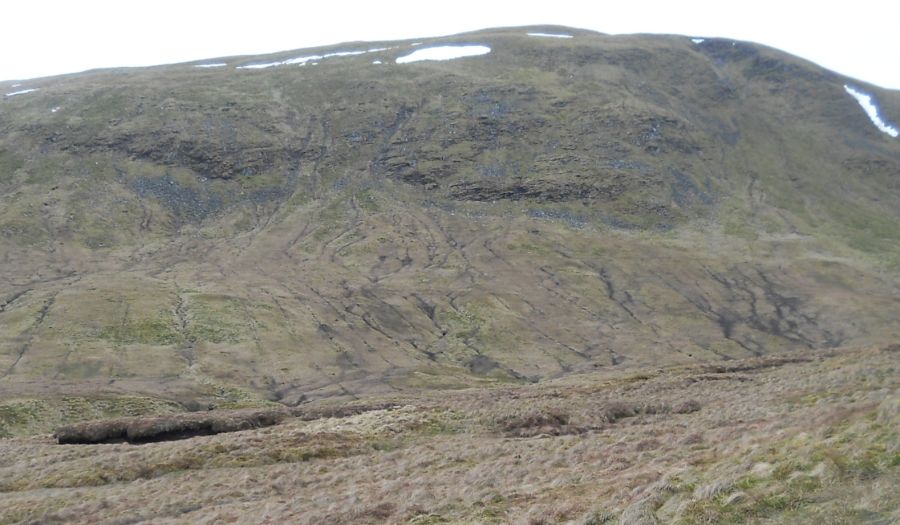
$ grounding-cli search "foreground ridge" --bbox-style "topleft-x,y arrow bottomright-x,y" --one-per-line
1,345 -> 897,523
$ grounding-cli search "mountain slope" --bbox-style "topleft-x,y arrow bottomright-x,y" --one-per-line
0,26 -> 898,417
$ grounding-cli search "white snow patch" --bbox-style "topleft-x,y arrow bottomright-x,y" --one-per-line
195,63 -> 227,68
11,83 -> 21,87
410,42 -> 423,46
5,88 -> 38,97
372,60 -> 383,65
691,38 -> 705,44
237,61 -> 282,70
324,50 -> 365,58
367,47 -> 389,53
396,45 -> 491,64
844,85 -> 899,138
51,106 -> 60,113
283,55 -> 321,65
527,32 -> 573,39
238,49 -> 367,69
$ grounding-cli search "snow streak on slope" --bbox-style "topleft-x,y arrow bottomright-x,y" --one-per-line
5,88 -> 38,97
844,85 -> 899,138
238,50 -> 366,69
396,45 -> 490,64
528,32 -> 573,39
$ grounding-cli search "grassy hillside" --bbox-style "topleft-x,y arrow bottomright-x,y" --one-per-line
0,26 -> 898,417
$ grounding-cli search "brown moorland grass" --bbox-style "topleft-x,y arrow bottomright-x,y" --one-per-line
0,344 -> 896,524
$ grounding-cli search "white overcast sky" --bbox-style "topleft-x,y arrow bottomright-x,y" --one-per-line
2,0 -> 898,89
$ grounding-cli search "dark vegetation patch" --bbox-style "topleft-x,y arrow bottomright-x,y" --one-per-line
55,408 -> 288,444
54,402 -> 402,444
697,355 -> 813,375
448,177 -> 629,203
58,115 -> 299,181
495,399 -> 701,437
672,268 -> 847,353
495,406 -> 576,437
466,355 -> 501,374
291,401 -> 401,421
125,173 -> 228,222
684,373 -> 752,384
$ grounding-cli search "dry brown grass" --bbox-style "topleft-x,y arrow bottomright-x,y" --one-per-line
0,344 -> 897,524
